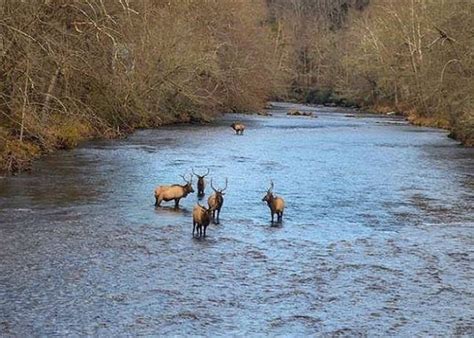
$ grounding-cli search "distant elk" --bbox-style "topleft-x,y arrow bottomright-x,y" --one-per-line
231,122 -> 245,135
192,168 -> 210,197
208,178 -> 227,224
154,173 -> 194,208
262,180 -> 285,223
192,203 -> 213,238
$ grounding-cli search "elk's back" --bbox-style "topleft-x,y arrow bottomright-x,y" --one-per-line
273,197 -> 285,212
193,205 -> 203,221
193,205 -> 210,225
155,185 -> 184,200
209,193 -> 223,208
208,194 -> 217,207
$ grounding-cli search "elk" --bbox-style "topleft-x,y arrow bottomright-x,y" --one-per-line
154,174 -> 194,208
262,180 -> 285,223
231,122 -> 245,135
208,178 -> 227,224
192,203 -> 213,238
192,168 -> 210,197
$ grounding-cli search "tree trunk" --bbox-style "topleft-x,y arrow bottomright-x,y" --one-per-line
40,67 -> 61,119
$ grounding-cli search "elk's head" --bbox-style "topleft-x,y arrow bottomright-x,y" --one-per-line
262,180 -> 274,203
211,178 -> 228,197
192,168 -> 209,181
180,173 -> 194,194
197,202 -> 214,215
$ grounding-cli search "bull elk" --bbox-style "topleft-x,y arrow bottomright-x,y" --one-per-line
154,173 -> 194,208
192,168 -> 210,197
231,122 -> 245,135
208,178 -> 228,224
192,203 -> 213,238
262,180 -> 285,223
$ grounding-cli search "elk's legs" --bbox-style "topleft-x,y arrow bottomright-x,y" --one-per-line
174,198 -> 180,208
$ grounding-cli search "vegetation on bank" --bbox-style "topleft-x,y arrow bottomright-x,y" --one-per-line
269,0 -> 472,144
0,1 -> 278,173
1,0 -> 472,173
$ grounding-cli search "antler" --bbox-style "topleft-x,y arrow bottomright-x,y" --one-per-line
192,168 -> 210,178
210,178 -> 228,192
180,173 -> 193,184
221,178 -> 228,192
268,180 -> 274,192
210,178 -> 218,192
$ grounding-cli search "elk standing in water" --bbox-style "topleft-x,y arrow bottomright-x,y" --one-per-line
208,178 -> 227,224
231,122 -> 245,135
262,181 -> 285,223
192,168 -> 210,197
154,174 -> 194,208
192,203 -> 213,238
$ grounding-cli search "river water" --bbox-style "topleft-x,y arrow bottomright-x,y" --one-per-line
1,103 -> 473,336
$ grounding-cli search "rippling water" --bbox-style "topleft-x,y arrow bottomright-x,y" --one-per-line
1,103 -> 473,335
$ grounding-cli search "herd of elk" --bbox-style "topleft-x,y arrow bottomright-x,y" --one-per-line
192,168 -> 209,197
208,178 -> 227,224
262,180 -> 285,223
231,122 -> 245,135
154,173 -> 194,208
154,123 -> 287,238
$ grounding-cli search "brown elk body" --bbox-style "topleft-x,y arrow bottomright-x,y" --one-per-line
192,168 -> 209,197
231,122 -> 245,135
262,181 -> 285,223
154,174 -> 194,208
208,178 -> 227,224
192,203 -> 213,238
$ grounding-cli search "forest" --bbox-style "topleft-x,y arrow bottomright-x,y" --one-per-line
1,0 -> 472,173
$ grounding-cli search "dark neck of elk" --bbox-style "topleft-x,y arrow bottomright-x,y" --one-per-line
180,174 -> 194,195
193,168 -> 209,193
262,180 -> 275,206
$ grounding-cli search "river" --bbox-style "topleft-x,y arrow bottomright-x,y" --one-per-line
1,102 -> 473,335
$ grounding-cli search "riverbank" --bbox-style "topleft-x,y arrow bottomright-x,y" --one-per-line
370,106 -> 473,147
2,101 -> 472,176
0,111 -> 215,176
0,2 -> 273,176
293,90 -> 473,147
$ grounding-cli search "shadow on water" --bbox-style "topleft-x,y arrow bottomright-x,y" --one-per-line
154,205 -> 193,215
0,102 -> 473,336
